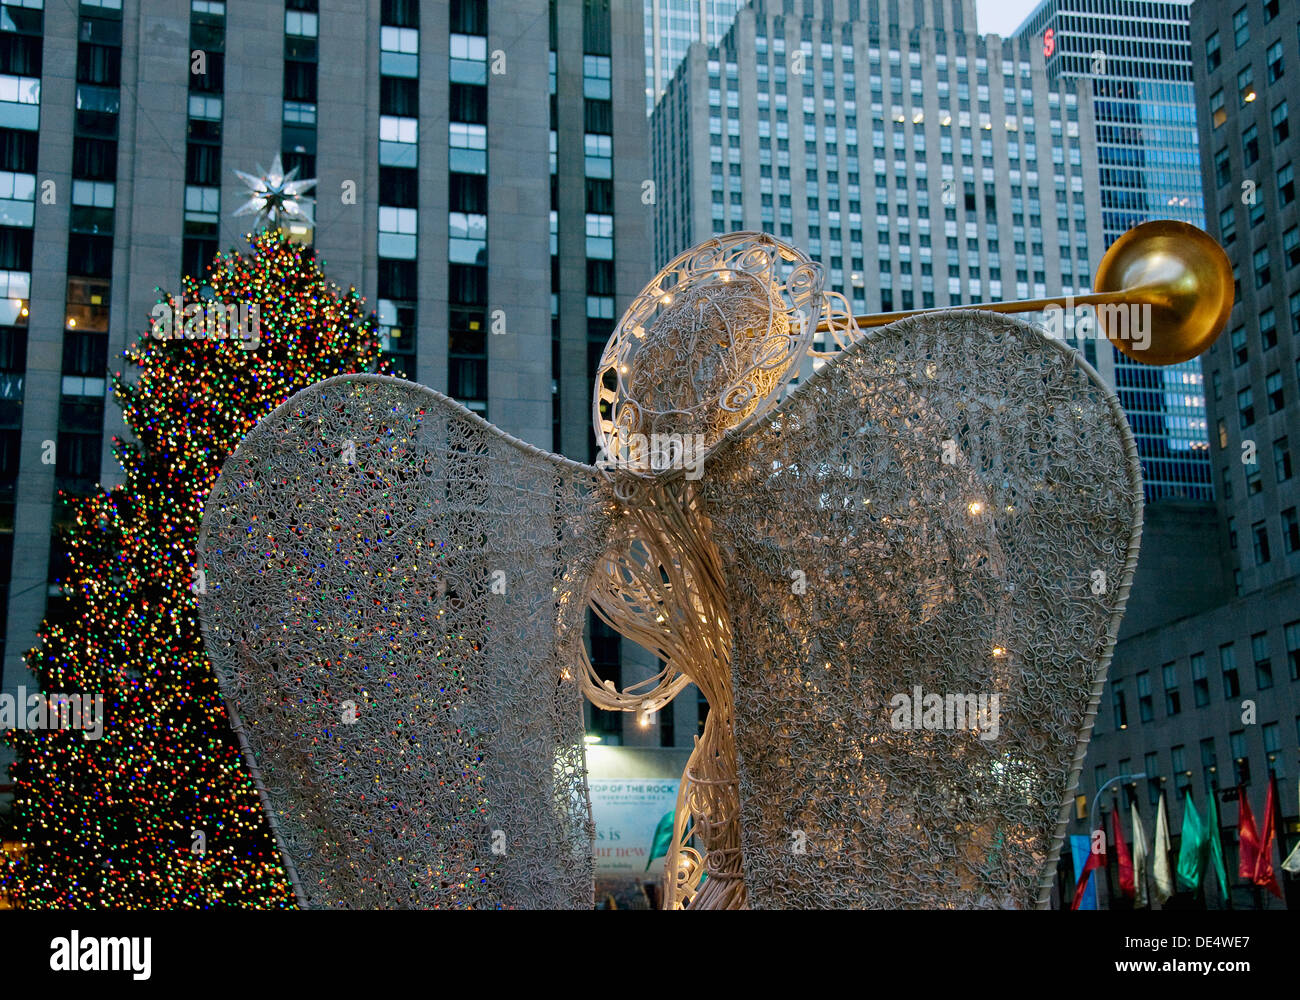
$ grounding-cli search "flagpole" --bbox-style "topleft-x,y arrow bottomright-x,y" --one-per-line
1100,805 -> 1115,907
1214,782 -> 1232,911
1088,772 -> 1144,910
1270,769 -> 1291,910
1159,785 -> 1180,910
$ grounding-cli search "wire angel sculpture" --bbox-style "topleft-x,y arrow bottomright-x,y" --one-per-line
196,232 -> 1143,910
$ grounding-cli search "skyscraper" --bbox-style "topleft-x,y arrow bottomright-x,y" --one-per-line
1060,0 -> 1299,909
0,0 -> 664,788
1013,0 -> 1212,502
650,0 -> 1110,375
644,0 -> 742,111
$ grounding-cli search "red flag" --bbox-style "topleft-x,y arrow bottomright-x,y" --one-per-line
1255,782 -> 1283,899
1237,787 -> 1261,880
1112,807 -> 1135,897
1071,828 -> 1107,910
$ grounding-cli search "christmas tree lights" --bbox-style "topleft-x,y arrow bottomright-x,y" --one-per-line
2,231 -> 384,908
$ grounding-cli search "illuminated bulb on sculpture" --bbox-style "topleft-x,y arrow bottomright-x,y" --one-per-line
968,501 -> 983,515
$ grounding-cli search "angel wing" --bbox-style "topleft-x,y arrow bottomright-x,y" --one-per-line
701,311 -> 1142,908
197,374 -> 614,908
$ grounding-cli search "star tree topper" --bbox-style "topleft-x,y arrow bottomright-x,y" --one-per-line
232,154 -> 317,230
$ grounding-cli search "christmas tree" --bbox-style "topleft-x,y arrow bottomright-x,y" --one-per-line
3,230 -> 384,907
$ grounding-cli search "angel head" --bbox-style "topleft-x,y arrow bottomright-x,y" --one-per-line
593,232 -> 824,477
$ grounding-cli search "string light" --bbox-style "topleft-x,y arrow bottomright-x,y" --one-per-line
4,229 -> 385,908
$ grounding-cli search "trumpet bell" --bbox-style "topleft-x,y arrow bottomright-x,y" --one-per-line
1093,219 -> 1234,366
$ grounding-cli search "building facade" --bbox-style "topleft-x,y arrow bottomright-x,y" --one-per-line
1013,0 -> 1213,502
650,0 -> 1110,374
0,0 -> 679,786
644,0 -> 741,112
1062,0 -> 1300,909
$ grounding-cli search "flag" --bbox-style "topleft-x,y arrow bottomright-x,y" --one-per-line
1112,807 -> 1135,897
1070,833 -> 1099,910
1153,792 -> 1175,904
1204,787 -> 1230,902
1237,787 -> 1261,879
1131,802 -> 1149,908
645,810 -> 675,872
1255,781 -> 1283,899
1175,792 -> 1208,891
1285,781 -> 1300,876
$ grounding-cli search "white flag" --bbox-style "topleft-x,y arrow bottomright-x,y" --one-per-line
1152,792 -> 1175,904
1285,780 -> 1300,875
1131,801 -> 1149,908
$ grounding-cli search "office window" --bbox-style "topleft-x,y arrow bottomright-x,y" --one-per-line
1136,670 -> 1152,723
1112,681 -> 1127,730
1145,752 -> 1162,804
1163,662 -> 1180,716
1252,520 -> 1271,564
1210,88 -> 1226,128
1207,30 -> 1222,71
1273,100 -> 1289,142
1214,147 -> 1230,187
183,185 -> 219,223
1286,621 -> 1300,680
1263,722 -> 1282,778
1201,737 -> 1218,791
1282,507 -> 1299,553
1261,308 -> 1278,350
1266,370 -> 1284,412
1252,631 -> 1273,689
1279,163 -> 1295,205
1254,245 -> 1271,287
1233,5 -> 1248,47
1220,205 -> 1237,244
188,94 -> 221,121
585,212 -> 613,259
1268,40 -> 1284,82
64,276 -> 109,333
1230,730 -> 1250,785
381,25 -> 418,77
1220,643 -> 1240,698
377,206 -> 417,260
381,113 -> 419,153
1239,386 -> 1254,428
285,10 -> 318,36
1172,744 -> 1188,782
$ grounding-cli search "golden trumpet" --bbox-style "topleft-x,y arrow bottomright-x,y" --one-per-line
822,220 -> 1234,366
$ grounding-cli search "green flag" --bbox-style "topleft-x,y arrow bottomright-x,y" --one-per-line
1176,792 -> 1209,891
646,810 -> 675,871
1204,789 -> 1230,902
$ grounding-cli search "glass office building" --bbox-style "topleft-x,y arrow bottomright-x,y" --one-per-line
645,0 -> 742,111
1014,0 -> 1212,502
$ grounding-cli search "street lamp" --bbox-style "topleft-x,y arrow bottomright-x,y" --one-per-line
1089,772 -> 1146,836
